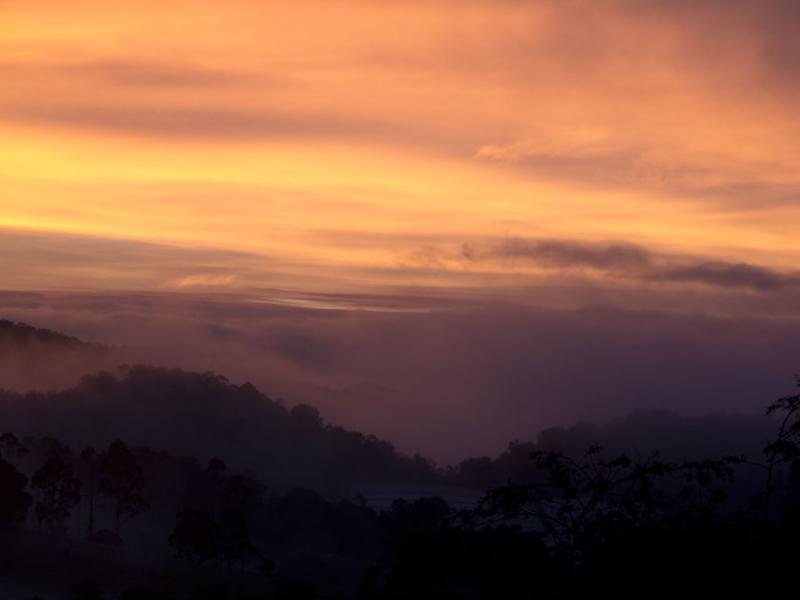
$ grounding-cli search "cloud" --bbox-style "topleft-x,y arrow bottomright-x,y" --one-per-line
653,262 -> 798,292
490,238 -> 652,271
0,228 -> 267,292
4,227 -> 798,305
169,274 -> 239,288
59,59 -> 246,87
476,139 -> 800,210
465,237 -> 800,293
2,100 -> 474,149
4,104 -> 372,140
624,0 -> 800,88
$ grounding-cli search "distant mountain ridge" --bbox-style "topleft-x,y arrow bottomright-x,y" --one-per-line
0,319 -> 114,392
0,320 -> 784,499
0,319 -> 106,351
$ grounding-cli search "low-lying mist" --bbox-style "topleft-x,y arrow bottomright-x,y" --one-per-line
1,289 -> 798,463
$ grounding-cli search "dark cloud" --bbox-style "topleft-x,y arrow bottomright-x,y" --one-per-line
469,237 -> 800,293
491,238 -> 652,271
654,262 -> 798,292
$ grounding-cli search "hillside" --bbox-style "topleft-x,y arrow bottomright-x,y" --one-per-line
0,319 -> 114,392
0,365 -> 436,493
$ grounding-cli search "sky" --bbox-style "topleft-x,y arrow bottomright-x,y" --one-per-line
1,1 -> 799,460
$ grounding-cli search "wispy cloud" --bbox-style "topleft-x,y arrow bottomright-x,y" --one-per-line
2,0 -> 799,311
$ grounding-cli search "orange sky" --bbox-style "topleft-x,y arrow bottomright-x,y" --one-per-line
1,0 -> 798,299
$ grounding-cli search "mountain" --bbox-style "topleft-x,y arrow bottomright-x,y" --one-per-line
0,320 -> 781,498
0,319 -> 115,392
0,365 -> 436,493
450,410 -> 777,489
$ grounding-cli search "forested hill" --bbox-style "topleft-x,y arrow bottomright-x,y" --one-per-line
0,365 -> 437,493
0,321 -> 436,492
0,319 -> 113,392
0,319 -> 103,350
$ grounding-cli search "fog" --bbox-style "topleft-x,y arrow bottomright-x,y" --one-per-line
2,290 -> 797,463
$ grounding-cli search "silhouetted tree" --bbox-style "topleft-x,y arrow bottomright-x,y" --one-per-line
290,404 -> 323,428
218,474 -> 261,570
99,440 -> 148,534
169,472 -> 261,571
0,457 -> 32,529
38,436 -> 72,463
370,497 -> 550,599
79,447 -> 100,535
260,557 -> 277,576
119,586 -> 152,600
764,376 -> 800,521
207,457 -> 227,475
471,446 -> 741,550
381,497 -> 451,554
169,507 -> 222,565
68,581 -> 103,600
0,432 -> 27,466
31,454 -> 81,534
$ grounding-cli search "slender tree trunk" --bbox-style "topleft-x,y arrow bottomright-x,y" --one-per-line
87,489 -> 95,535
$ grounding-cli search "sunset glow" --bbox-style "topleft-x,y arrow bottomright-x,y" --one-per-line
3,0 -> 798,297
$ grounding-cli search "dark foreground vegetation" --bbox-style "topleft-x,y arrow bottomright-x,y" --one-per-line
0,376 -> 798,599
2,321 -> 800,598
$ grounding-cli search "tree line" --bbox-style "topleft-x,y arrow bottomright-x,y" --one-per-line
0,379 -> 799,598
0,434 -> 147,538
